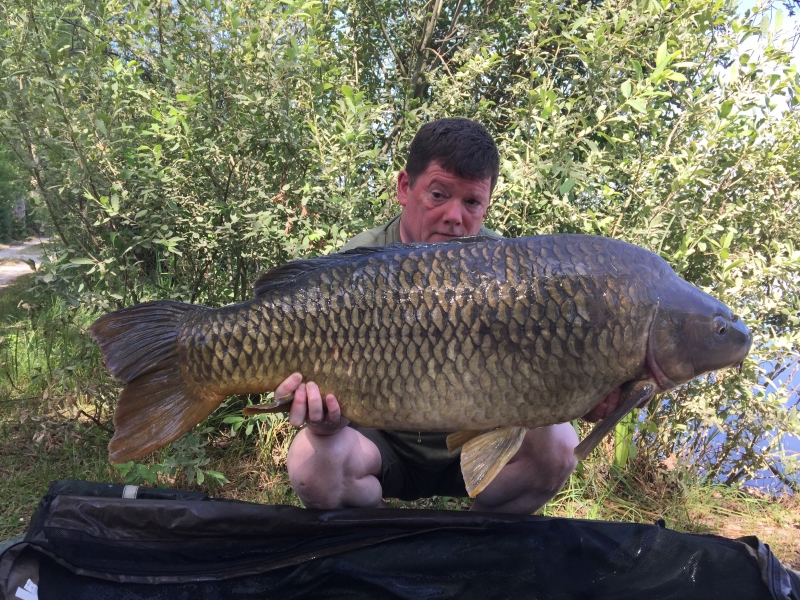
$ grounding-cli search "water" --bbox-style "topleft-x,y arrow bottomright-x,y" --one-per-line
744,358 -> 800,492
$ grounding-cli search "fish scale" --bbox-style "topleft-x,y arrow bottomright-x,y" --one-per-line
90,233 -> 751,491
177,236 -> 655,433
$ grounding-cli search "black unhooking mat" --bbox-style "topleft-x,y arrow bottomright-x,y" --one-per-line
1,480 -> 798,600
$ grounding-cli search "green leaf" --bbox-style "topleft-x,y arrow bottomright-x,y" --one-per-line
626,98 -> 647,113
559,178 -> 576,195
114,462 -> 135,477
621,80 -> 632,98
721,231 -> 734,249
69,258 -> 95,265
205,470 -> 230,484
656,41 -> 668,67
341,85 -> 355,102
570,16 -> 587,31
650,41 -> 676,82
631,60 -> 643,80
665,71 -> 687,82
720,100 -> 735,118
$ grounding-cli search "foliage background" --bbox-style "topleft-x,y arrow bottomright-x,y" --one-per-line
0,0 -> 798,489
0,144 -> 29,243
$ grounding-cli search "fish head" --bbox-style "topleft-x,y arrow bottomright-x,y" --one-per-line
647,283 -> 752,390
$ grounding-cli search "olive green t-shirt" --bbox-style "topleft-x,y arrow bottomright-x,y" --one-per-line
341,213 -> 504,467
341,214 -> 502,251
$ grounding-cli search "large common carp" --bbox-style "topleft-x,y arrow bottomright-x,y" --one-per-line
90,235 -> 751,497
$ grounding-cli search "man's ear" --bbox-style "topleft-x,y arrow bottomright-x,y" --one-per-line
397,169 -> 410,207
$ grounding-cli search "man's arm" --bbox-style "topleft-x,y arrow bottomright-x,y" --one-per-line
280,373 -> 384,509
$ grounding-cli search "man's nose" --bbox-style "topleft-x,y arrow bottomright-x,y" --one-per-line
441,199 -> 463,225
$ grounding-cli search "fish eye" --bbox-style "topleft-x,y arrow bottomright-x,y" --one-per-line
713,315 -> 727,336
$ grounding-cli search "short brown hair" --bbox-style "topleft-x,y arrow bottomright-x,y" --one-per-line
405,118 -> 500,191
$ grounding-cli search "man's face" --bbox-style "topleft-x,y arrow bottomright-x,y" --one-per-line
397,161 -> 492,243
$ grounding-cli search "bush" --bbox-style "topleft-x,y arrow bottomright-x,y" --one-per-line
1,0 -> 797,487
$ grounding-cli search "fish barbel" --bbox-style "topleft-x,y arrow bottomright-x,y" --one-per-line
89,235 -> 752,496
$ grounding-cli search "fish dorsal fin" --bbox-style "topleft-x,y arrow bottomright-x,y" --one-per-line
253,236 -> 500,297
461,426 -> 528,498
378,235 -> 499,250
446,430 -> 485,453
253,256 -> 343,297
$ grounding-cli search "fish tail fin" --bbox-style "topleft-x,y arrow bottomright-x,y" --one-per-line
89,301 -> 225,463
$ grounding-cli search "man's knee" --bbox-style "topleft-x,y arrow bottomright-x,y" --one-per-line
526,425 -> 578,494
472,424 -> 578,513
511,423 -> 579,498
286,427 -> 382,509
287,428 -> 346,508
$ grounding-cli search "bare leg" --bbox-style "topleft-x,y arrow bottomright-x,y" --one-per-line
470,422 -> 578,514
287,426 -> 384,509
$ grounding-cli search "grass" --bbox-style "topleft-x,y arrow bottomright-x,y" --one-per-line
0,273 -> 798,571
0,274 -> 119,538
540,455 -> 800,569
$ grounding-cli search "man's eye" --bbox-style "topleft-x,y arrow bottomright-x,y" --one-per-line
432,192 -> 443,199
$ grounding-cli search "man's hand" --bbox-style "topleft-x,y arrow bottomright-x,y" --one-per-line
582,388 -> 621,423
582,386 -> 651,423
278,373 -> 349,436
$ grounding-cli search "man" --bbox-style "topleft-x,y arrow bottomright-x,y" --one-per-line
276,118 -> 622,513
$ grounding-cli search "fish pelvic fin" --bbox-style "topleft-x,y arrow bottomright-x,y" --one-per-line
89,301 -> 224,464
461,426 -> 528,498
573,380 -> 657,462
446,430 -> 484,453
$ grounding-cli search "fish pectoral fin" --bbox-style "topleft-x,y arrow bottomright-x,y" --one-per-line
446,430 -> 484,453
461,426 -> 528,498
242,393 -> 294,416
573,380 -> 657,462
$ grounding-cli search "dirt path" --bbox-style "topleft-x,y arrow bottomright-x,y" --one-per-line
0,238 -> 51,289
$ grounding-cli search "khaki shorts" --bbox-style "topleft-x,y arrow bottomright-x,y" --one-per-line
352,427 -> 468,501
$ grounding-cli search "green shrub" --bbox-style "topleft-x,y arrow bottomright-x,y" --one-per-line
1,0 -> 797,487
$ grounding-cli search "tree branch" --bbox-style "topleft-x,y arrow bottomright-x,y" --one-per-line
409,0 -> 444,99
365,0 -> 408,78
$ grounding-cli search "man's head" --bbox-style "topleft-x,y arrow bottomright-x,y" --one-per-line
397,118 -> 499,243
